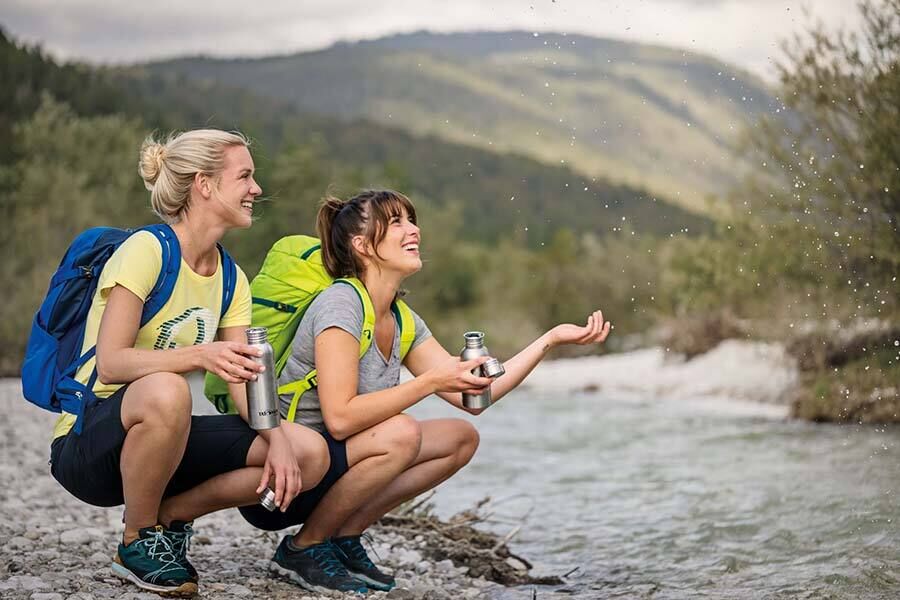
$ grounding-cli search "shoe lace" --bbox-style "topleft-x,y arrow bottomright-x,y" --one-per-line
138,529 -> 181,567
310,543 -> 349,577
342,534 -> 379,568
168,523 -> 193,558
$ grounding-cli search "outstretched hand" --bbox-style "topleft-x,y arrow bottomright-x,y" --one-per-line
549,309 -> 611,347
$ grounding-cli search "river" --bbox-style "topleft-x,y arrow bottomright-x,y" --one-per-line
407,386 -> 900,599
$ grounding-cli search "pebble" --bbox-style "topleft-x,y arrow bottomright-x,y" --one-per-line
8,536 -> 34,549
416,560 -> 432,574
0,380 -> 515,600
59,529 -> 92,545
1,575 -> 50,591
225,584 -> 253,597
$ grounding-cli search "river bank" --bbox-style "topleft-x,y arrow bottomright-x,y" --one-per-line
0,379 -> 548,600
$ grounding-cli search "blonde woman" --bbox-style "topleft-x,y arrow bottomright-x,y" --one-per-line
48,130 -> 327,597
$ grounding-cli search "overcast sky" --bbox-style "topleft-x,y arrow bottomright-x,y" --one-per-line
2,0 -> 857,79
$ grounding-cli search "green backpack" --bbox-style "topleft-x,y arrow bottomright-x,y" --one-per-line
204,234 -> 416,422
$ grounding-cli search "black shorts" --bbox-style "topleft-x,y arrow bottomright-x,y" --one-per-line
50,385 -> 258,507
238,428 -> 349,531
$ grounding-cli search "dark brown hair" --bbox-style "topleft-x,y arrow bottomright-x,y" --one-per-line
316,189 -> 418,279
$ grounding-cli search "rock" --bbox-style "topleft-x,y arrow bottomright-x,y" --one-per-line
31,594 -> 64,600
66,593 -> 95,600
387,589 -> 415,600
7,535 -> 34,549
1,575 -> 51,591
89,551 -> 109,564
415,560 -> 432,574
226,584 -> 253,597
59,529 -> 92,545
434,559 -> 455,573
24,529 -> 42,540
394,548 -> 423,566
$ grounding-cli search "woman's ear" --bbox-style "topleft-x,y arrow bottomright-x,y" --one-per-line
351,234 -> 371,258
194,171 -> 212,200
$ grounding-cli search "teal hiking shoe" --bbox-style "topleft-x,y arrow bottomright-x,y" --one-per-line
269,535 -> 368,595
164,521 -> 198,583
332,534 -> 396,591
111,525 -> 198,597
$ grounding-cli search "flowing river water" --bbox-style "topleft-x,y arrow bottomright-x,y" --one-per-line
408,387 -> 900,599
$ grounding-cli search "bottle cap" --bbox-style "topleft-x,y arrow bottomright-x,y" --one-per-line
259,487 -> 277,512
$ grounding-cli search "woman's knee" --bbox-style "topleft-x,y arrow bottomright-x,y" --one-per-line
300,434 -> 330,490
122,373 -> 192,429
381,414 -> 423,463
281,422 -> 330,489
453,419 -> 480,465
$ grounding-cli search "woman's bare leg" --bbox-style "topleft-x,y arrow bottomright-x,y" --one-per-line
293,414 -> 422,546
336,418 -> 479,536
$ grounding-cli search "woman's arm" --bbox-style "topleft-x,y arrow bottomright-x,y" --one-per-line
315,327 -> 492,440
404,309 -> 611,412
223,326 -> 302,512
95,285 -> 262,385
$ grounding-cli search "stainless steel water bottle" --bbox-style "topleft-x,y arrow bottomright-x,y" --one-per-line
245,327 -> 281,430
460,331 -> 505,409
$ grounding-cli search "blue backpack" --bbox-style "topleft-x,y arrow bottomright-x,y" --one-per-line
21,223 -> 238,434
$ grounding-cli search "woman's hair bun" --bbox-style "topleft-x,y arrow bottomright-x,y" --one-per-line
138,138 -> 167,190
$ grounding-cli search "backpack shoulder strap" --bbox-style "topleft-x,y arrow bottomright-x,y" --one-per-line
334,277 -> 376,357
138,223 -> 181,326
217,244 -> 238,318
280,277 -> 376,423
393,299 -> 417,361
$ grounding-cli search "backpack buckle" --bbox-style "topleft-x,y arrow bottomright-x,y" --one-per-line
80,265 -> 94,279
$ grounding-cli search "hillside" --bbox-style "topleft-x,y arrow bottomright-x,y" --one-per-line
146,30 -> 778,214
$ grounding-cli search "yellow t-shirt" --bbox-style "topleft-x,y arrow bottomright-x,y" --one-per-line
52,231 -> 251,439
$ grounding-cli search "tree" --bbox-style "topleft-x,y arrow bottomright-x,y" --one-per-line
741,0 -> 898,318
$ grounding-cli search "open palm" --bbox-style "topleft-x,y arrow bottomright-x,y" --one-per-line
550,309 -> 611,346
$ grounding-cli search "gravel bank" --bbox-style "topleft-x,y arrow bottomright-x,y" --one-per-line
0,379 -> 528,600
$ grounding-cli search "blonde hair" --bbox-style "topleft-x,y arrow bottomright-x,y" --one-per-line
138,129 -> 249,223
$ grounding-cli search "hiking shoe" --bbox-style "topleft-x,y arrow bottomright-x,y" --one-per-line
111,525 -> 198,597
332,534 -> 396,591
269,535 -> 368,595
164,521 -> 198,583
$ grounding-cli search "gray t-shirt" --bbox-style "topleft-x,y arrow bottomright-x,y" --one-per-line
278,283 -> 432,432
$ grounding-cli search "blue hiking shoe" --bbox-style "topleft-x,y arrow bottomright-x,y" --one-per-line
332,534 -> 396,591
111,525 -> 197,597
164,521 -> 198,583
269,536 -> 368,595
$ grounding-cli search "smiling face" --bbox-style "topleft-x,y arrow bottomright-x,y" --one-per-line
372,205 -> 422,276
211,144 -> 262,229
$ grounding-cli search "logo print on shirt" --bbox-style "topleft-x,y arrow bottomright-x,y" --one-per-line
154,306 -> 216,349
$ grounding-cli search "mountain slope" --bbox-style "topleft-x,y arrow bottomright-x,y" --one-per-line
147,31 -> 778,214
